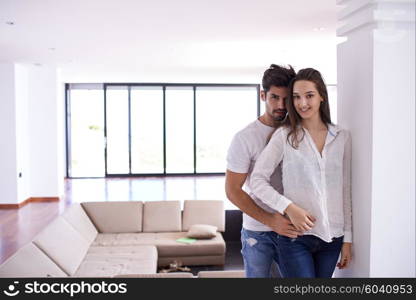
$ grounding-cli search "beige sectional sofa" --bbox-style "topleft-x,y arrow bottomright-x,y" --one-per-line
0,200 -> 227,278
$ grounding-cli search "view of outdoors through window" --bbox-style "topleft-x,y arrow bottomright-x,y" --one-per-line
106,86 -> 129,174
131,87 -> 164,174
68,84 -> 336,177
195,87 -> 257,172
165,87 -> 194,173
69,88 -> 104,177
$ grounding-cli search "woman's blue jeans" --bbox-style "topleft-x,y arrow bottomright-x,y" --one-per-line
275,234 -> 343,278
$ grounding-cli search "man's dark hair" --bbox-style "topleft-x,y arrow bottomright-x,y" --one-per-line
262,64 -> 296,93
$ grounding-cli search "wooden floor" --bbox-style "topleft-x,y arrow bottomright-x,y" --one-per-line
0,176 -> 241,266
0,201 -> 70,264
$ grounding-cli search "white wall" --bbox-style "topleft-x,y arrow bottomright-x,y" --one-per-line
14,64 -> 31,203
27,65 -> 61,198
0,63 -> 62,204
336,0 -> 415,277
0,63 -> 18,204
336,27 -> 374,277
56,69 -> 66,194
370,20 -> 415,277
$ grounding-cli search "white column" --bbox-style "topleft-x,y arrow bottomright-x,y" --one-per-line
27,65 -> 61,198
336,0 -> 415,277
0,63 -> 18,204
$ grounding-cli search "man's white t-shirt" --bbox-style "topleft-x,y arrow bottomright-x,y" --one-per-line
226,119 -> 283,231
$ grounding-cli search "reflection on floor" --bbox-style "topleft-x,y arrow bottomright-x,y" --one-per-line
66,176 -> 238,210
0,176 -> 243,273
158,241 -> 243,276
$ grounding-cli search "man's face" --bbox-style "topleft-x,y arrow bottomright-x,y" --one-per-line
261,85 -> 288,122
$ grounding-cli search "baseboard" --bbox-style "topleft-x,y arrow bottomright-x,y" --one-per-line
0,197 -> 60,209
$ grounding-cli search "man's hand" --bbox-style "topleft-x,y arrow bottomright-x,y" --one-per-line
266,212 -> 302,238
226,170 -> 302,237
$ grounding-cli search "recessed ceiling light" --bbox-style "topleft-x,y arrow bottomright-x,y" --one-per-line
313,27 -> 325,31
33,63 -> 42,67
6,21 -> 15,25
48,47 -> 56,51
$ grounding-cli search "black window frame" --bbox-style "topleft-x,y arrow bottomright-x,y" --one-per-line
65,82 -> 261,178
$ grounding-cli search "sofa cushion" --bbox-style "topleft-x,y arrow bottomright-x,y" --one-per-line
81,201 -> 143,233
92,233 -> 157,247
154,232 -> 225,257
0,243 -> 67,278
92,231 -> 225,258
182,200 -> 225,232
186,224 -> 217,239
32,217 -> 90,276
73,245 -> 157,277
62,203 -> 98,243
143,201 -> 181,232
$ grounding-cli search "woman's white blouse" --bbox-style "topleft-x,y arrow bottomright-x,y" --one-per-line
250,124 -> 352,243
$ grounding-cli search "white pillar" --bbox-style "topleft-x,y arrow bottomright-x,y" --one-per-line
0,63 -> 19,205
336,0 -> 415,277
27,65 -> 61,198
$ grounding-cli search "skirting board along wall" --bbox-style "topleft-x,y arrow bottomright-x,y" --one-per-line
0,197 -> 59,209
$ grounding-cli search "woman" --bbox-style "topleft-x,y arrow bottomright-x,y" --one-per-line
250,68 -> 352,278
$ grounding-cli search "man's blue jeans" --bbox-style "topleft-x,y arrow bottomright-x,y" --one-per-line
241,228 -> 281,278
275,234 -> 343,278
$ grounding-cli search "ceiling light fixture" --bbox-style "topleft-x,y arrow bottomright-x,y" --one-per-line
313,27 -> 325,31
6,21 -> 15,25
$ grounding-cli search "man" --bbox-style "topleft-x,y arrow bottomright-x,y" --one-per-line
225,64 -> 299,278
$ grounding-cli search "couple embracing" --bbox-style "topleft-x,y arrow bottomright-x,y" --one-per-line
225,64 -> 352,278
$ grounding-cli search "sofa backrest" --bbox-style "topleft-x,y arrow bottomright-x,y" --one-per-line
62,203 -> 98,243
182,200 -> 225,232
81,201 -> 143,233
0,243 -> 67,278
143,201 -> 182,232
32,216 -> 91,276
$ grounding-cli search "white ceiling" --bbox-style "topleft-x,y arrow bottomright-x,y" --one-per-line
0,0 -> 340,83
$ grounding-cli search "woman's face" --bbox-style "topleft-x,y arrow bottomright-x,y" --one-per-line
292,80 -> 323,121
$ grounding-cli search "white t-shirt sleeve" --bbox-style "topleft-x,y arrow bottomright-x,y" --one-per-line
250,128 -> 292,214
226,133 -> 251,174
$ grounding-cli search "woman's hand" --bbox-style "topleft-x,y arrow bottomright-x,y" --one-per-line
284,203 -> 316,232
337,242 -> 352,269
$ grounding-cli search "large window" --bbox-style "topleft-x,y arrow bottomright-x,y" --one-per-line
131,87 -> 164,174
66,83 -> 260,177
67,84 -> 104,177
106,86 -> 129,174
195,87 -> 258,172
67,83 -> 337,178
165,87 -> 194,173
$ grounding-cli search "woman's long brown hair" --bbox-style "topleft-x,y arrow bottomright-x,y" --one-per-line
286,68 -> 332,149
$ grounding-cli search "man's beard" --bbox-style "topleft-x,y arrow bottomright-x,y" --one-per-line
270,109 -> 288,124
